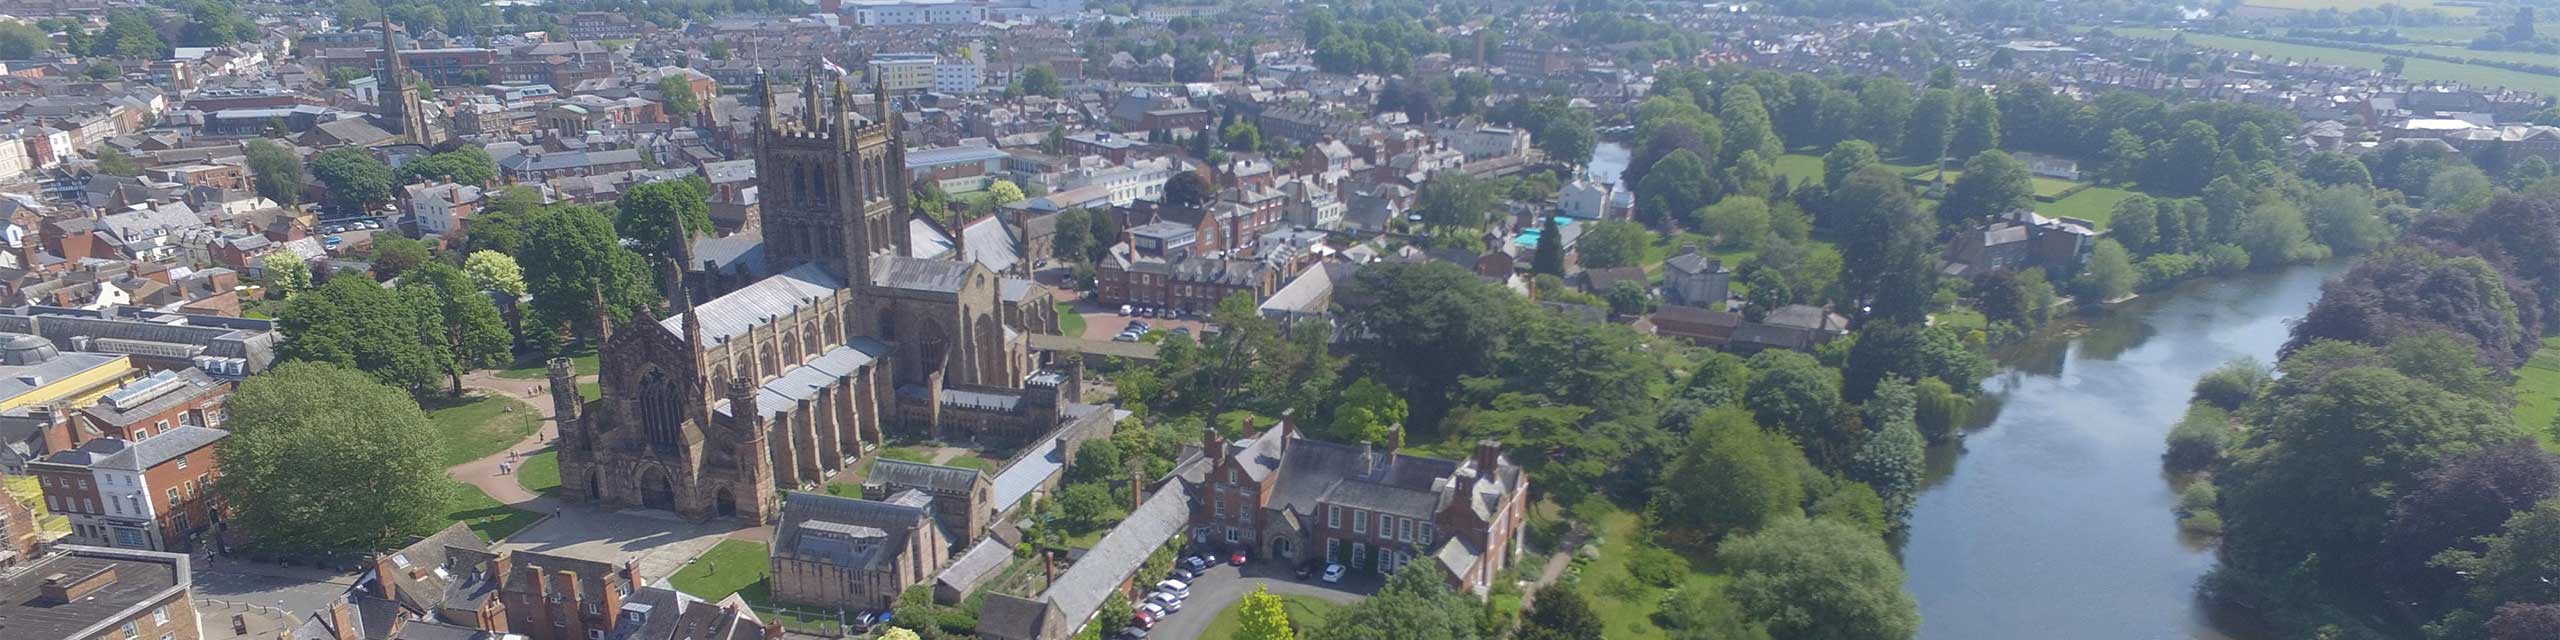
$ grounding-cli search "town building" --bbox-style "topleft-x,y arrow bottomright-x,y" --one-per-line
28,425 -> 227,552
860,458 -> 992,542
0,546 -> 200,640
768,490 -> 952,611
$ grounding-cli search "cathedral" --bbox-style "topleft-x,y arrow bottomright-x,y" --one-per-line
544,73 -> 1070,525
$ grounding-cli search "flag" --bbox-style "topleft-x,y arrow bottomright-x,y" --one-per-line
820,56 -> 849,77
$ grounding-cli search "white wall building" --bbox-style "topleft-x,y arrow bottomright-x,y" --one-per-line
850,0 -> 988,26
870,53 -> 937,93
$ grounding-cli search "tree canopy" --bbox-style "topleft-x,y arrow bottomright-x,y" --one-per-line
216,363 -> 448,554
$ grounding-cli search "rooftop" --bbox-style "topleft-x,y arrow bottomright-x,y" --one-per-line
0,547 -> 191,640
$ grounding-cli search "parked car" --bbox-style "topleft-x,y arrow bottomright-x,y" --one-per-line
1116,627 -> 1150,640
1139,602 -> 1168,620
1322,563 -> 1346,583
1230,551 -> 1249,566
1149,591 -> 1185,612
1170,567 -> 1197,582
1181,556 -> 1210,572
1119,305 -> 1132,316
1155,579 -> 1190,596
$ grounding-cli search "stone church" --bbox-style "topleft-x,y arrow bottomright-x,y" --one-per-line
545,73 -> 1070,525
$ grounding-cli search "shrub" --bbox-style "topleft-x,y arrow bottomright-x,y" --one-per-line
2191,358 -> 2270,410
2202,243 -> 2252,274
2177,482 -> 2219,516
2139,253 -> 2200,289
2179,509 -> 2224,536
1626,544 -> 1693,588
2163,405 -> 2234,473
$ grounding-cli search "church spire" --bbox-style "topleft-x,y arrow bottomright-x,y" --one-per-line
755,66 -> 777,131
801,67 -> 821,130
377,8 -> 413,138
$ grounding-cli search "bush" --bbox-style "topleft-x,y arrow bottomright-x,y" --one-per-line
2178,509 -> 2224,536
2202,243 -> 2252,274
2163,405 -> 2234,473
2139,253 -> 2200,289
1626,544 -> 1693,589
2177,482 -> 2219,516
2190,358 -> 2269,410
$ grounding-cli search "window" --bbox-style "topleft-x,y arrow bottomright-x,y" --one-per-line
114,528 -> 145,548
1400,518 -> 1414,543
1353,511 -> 1367,534
77,479 -> 87,490
1326,505 -> 1340,528
175,456 -> 186,470
589,631 -> 605,640
1326,539 -> 1340,563
1225,527 -> 1240,543
184,481 -> 195,499
152,606 -> 168,624
1214,498 -> 1225,518
1351,542 -> 1368,567
166,488 -> 178,504
132,428 -> 147,439
154,420 -> 169,433
1421,524 -> 1436,545
122,622 -> 138,636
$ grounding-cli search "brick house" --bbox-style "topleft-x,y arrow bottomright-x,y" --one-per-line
1182,419 -> 1529,596
29,425 -> 227,552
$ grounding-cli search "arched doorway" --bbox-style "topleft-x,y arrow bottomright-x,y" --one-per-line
587,470 -> 602,501
1269,536 -> 1295,562
637,466 -> 676,510
715,489 -> 738,517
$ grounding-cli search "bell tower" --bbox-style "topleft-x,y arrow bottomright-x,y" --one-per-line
751,69 -> 912,284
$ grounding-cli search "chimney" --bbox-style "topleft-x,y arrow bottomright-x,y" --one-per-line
1471,439 -> 1502,488
1042,550 -> 1055,585
329,598 -> 358,640
1201,425 -> 1225,461
1130,465 -> 1145,512
371,554 -> 400,602
1276,409 -> 1294,454
38,566 -> 116,603
1358,440 -> 1373,476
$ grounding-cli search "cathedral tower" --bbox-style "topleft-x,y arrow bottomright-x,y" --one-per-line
752,69 -> 911,285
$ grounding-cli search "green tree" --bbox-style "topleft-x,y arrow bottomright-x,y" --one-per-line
2095,128 -> 2147,186
1746,350 -> 1848,465
1021,64 -> 1061,97
0,21 -> 51,59
1851,378 -> 1926,525
1912,376 -> 1972,442
1856,77 -> 1913,152
2106,195 -> 2160,255
988,180 -> 1028,206
1305,565 -> 1486,640
1950,91 -> 2001,161
1729,150 -> 1776,201
310,147 -> 394,212
400,262 -> 511,396
216,363 -> 448,554
93,147 -> 140,177
1328,377 -> 1407,444
1531,215 -> 1564,276
1222,122 -> 1262,154
1535,112 -> 1598,166
1940,150 -> 2035,226
277,276 -> 451,396
2303,152 -> 2374,187
613,178 -> 714,261
1822,140 -> 1880,191
2077,239 -> 2137,301
245,140 -> 304,208
1338,261 -> 1526,433
1721,517 -> 1922,640
1719,86 -> 1783,168
1842,321 -> 1989,405
1652,407 -> 1807,546
1655,584 -> 1772,640
1236,585 -> 1297,640
1575,220 -> 1650,269
396,148 -> 497,186
2158,121 -> 2224,195
370,236 -> 430,281
2429,165 -> 2497,212
96,10 -> 165,59
179,0 -> 256,46
263,252 -> 312,294
1699,196 -> 1771,249
656,75 -> 699,118
522,204 -> 659,344
464,250 -> 526,297
1833,166 -> 1932,318
1902,88 -> 1957,162
1520,582 -> 1605,640
1056,482 -> 1119,529
1637,149 -> 1713,229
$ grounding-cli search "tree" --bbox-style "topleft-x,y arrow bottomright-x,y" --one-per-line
1328,378 -> 1406,444
371,236 -> 430,281
95,10 -> 165,59
277,276 -> 450,397
179,0 -> 254,46
1950,92 -> 2001,161
2077,239 -> 2137,301
1520,583 -> 1605,640
1236,586 -> 1297,640
1719,86 -> 1783,168
1222,122 -> 1262,154
988,180 -> 1027,206
1337,262 -> 1525,431
522,204 -> 659,344
1941,150 -> 2035,226
1822,140 -> 1880,192
1720,517 -> 1922,640
2285,247 -> 2533,369
310,148 -> 394,212
93,147 -> 140,177
1851,379 -> 1926,526
1655,584 -> 1772,640
1536,113 -> 1598,167
1637,149 -> 1713,229
1163,171 -> 1211,210
1575,220 -> 1650,269
2303,152 -> 2374,187
401,263 -> 511,396
2303,185 -> 2387,255
0,21 -> 51,59
1902,88 -> 1957,162
1415,174 -> 1498,234
1729,150 -> 1776,201
1021,65 -> 1061,97
1843,321 -> 1990,404
2107,195 -> 2160,255
2429,165 -> 2497,212
396,148 -> 497,186
1606,280 -> 1655,316
2157,121 -> 2224,195
1056,482 -> 1119,529
1532,215 -> 1564,276
2381,441 -> 2560,602
246,140 -> 304,208
216,363 -> 447,554
1649,408 -> 1809,547
1745,350 -> 1849,467
2439,498 -> 2560,623
2383,55 -> 2408,76
1698,196 -> 1771,249
614,178 -> 715,261
263,252 -> 312,294
878,629 -> 924,640
2095,128 -> 2147,186
1305,565 -> 1485,640
464,250 -> 526,297
1833,166 -> 1932,317
656,75 -> 700,119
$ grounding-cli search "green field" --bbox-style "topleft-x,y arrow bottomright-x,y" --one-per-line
1200,593 -> 1338,639
444,480 -> 540,542
424,394 -> 546,468
2383,23 -> 2558,43
518,450 -> 560,494
670,540 -> 773,602
498,352 -> 598,379
1774,153 -> 1827,186
2038,185 -> 2142,226
2031,177 -> 2081,198
2115,29 -> 2560,94
2242,0 -> 2479,15
1057,301 -> 1086,336
1569,503 -> 1729,639
2512,337 -> 2560,451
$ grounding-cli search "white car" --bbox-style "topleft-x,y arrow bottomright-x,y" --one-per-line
1138,602 -> 1169,619
1321,563 -> 1346,583
1119,305 -> 1133,316
1149,591 -> 1185,612
1154,578 -> 1189,595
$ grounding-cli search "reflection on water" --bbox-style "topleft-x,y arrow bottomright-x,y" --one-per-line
1902,262 -> 2347,640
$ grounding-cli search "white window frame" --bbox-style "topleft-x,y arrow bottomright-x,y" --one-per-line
152,606 -> 168,624
1326,505 -> 1340,528
1352,542 -> 1367,567
1326,538 -> 1339,563
1421,524 -> 1436,545
1353,511 -> 1367,534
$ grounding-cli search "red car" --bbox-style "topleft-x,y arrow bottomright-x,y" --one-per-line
1230,551 -> 1249,565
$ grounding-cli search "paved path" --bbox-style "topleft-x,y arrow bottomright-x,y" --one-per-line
446,369 -> 584,508
1518,527 -> 1588,610
1151,562 -> 1371,640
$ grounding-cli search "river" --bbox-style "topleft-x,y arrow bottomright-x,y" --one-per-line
1900,262 -> 2348,640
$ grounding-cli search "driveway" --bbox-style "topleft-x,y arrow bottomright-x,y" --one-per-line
1146,560 -> 1373,640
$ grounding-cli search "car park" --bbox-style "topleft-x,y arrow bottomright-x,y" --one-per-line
1181,555 -> 1209,572
1119,305 -> 1132,316
1116,628 -> 1150,640
1149,591 -> 1184,612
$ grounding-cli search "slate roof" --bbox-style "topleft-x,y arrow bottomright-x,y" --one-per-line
0,547 -> 189,640
871,256 -> 974,294
80,368 -> 222,427
865,458 -> 983,494
959,217 -> 1020,273
713,339 -> 888,421
773,491 -> 934,573
659,262 -> 843,344
976,593 -> 1062,640
377,522 -> 492,617
935,538 -> 1011,597
1037,477 -> 1192,630
1663,252 -> 1721,276
87,425 -> 224,471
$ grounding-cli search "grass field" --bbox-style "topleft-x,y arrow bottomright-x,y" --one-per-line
497,352 -> 598,379
1057,302 -> 1086,337
2512,337 -> 2560,452
670,540 -> 773,602
1569,503 -> 1727,640
2038,185 -> 2142,226
424,394 -> 546,468
2384,23 -> 2558,43
518,450 -> 560,495
2114,29 -> 2560,94
1774,153 -> 1827,187
444,480 -> 540,541
2031,177 -> 2081,198
1200,593 -> 1338,639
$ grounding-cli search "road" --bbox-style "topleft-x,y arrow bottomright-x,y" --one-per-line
1147,561 -> 1370,640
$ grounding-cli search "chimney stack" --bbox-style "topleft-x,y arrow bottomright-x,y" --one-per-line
1359,440 -> 1373,475
329,598 -> 358,640
371,554 -> 400,602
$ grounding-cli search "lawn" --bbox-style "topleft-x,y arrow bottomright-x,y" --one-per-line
670,540 -> 773,602
1567,502 -> 1727,640
2238,0 -> 2476,15
518,450 -> 560,495
444,480 -> 541,542
2114,29 -> 2560,94
2030,176 -> 2082,198
2511,337 -> 2560,452
497,352 -> 598,379
2038,185 -> 2142,226
1200,593 -> 1338,638
423,394 -> 546,468
1773,153 -> 1827,187
1057,302 -> 1087,337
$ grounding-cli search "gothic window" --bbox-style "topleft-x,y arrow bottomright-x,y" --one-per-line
802,327 -> 821,359
880,313 -> 897,341
639,370 -> 683,453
